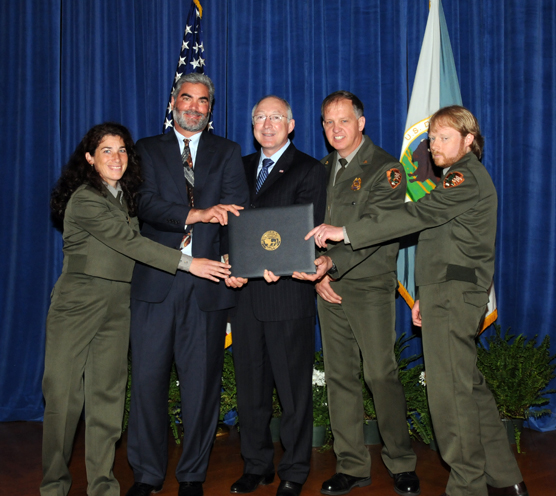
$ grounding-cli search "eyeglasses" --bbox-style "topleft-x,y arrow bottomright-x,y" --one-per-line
253,114 -> 286,124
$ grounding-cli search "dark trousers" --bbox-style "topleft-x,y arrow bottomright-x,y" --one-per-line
420,281 -> 523,496
318,272 -> 416,477
41,273 -> 130,496
231,287 -> 314,484
128,271 -> 227,485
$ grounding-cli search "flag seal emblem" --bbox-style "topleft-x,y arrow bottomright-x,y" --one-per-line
444,171 -> 465,188
351,178 -> 362,191
387,168 -> 402,189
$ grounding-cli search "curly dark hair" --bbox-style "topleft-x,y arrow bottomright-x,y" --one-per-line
51,122 -> 142,228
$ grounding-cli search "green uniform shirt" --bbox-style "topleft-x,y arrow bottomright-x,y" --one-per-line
61,184 -> 180,282
322,137 -> 407,279
346,152 -> 497,290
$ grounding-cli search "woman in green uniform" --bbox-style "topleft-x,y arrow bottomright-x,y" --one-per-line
40,123 -> 231,496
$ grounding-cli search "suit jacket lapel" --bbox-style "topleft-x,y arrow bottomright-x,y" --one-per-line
256,143 -> 296,197
244,153 -> 259,202
160,131 -> 189,205
194,131 -> 215,194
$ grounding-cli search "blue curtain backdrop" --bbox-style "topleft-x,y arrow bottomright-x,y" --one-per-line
1,0 -> 555,429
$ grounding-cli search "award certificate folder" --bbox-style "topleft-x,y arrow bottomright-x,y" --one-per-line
228,204 -> 316,278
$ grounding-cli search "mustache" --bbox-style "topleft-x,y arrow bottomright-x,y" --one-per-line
181,110 -> 205,118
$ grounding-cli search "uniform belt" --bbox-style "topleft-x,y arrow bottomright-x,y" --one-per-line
445,264 -> 478,284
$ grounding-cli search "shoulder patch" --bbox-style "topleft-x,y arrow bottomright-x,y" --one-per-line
444,171 -> 465,188
387,168 -> 402,189
351,178 -> 362,191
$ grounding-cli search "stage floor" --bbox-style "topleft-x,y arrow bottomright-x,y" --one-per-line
1,421 -> 554,495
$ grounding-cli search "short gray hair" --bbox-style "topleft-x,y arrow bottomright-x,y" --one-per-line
251,95 -> 293,122
172,73 -> 215,108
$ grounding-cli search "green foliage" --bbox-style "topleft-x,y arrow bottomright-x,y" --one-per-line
312,351 -> 330,427
272,387 -> 282,418
168,364 -> 182,444
396,334 -> 434,444
219,350 -> 238,424
477,325 -> 556,419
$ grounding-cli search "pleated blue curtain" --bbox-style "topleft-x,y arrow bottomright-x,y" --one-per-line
0,0 -> 62,421
1,0 -> 555,428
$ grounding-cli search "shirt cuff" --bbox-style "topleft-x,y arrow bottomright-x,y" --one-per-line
178,254 -> 193,272
343,226 -> 350,244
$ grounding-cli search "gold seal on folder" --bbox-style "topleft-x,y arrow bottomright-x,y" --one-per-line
261,230 -> 281,251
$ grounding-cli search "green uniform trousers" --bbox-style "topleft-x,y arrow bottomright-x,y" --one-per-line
41,273 -> 131,496
318,272 -> 416,477
420,281 -> 523,496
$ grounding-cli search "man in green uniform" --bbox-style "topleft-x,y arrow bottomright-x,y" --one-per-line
304,106 -> 527,496
295,91 -> 419,496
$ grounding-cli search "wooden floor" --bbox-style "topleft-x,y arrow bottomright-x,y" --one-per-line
1,421 -> 554,495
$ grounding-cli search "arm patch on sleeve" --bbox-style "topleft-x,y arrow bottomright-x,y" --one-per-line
443,171 -> 465,188
387,168 -> 402,189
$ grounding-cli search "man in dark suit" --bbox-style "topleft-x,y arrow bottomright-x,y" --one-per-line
294,91 -> 419,496
126,73 -> 249,496
226,96 -> 326,496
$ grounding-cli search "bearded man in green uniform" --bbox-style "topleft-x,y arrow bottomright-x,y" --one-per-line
296,91 -> 419,496
304,106 -> 527,496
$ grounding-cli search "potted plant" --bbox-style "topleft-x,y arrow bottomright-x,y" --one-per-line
312,351 -> 330,447
477,324 -> 556,452
219,350 -> 238,427
395,334 -> 435,448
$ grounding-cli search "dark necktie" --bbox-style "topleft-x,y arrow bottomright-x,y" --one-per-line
335,158 -> 348,185
256,158 -> 274,193
181,139 -> 194,249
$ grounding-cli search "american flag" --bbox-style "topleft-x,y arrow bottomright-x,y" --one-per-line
163,0 -> 210,133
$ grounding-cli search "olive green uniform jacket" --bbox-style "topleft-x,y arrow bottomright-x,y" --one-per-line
41,185 -> 181,496
346,152 -> 496,290
344,152 -> 522,495
318,136 -> 416,476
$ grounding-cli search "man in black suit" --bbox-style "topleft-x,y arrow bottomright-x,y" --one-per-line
126,73 -> 249,496
226,96 -> 326,496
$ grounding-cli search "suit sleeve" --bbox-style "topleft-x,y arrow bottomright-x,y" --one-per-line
135,139 -> 191,233
215,141 -> 249,256
217,142 -> 249,207
326,160 -> 406,278
346,168 -> 482,250
296,160 -> 327,226
68,189 -> 181,273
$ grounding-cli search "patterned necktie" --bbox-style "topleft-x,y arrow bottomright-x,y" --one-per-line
334,157 -> 348,185
181,138 -> 194,249
256,158 -> 274,193
182,139 -> 195,207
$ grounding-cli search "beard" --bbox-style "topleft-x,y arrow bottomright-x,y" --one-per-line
173,108 -> 210,133
433,144 -> 469,168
